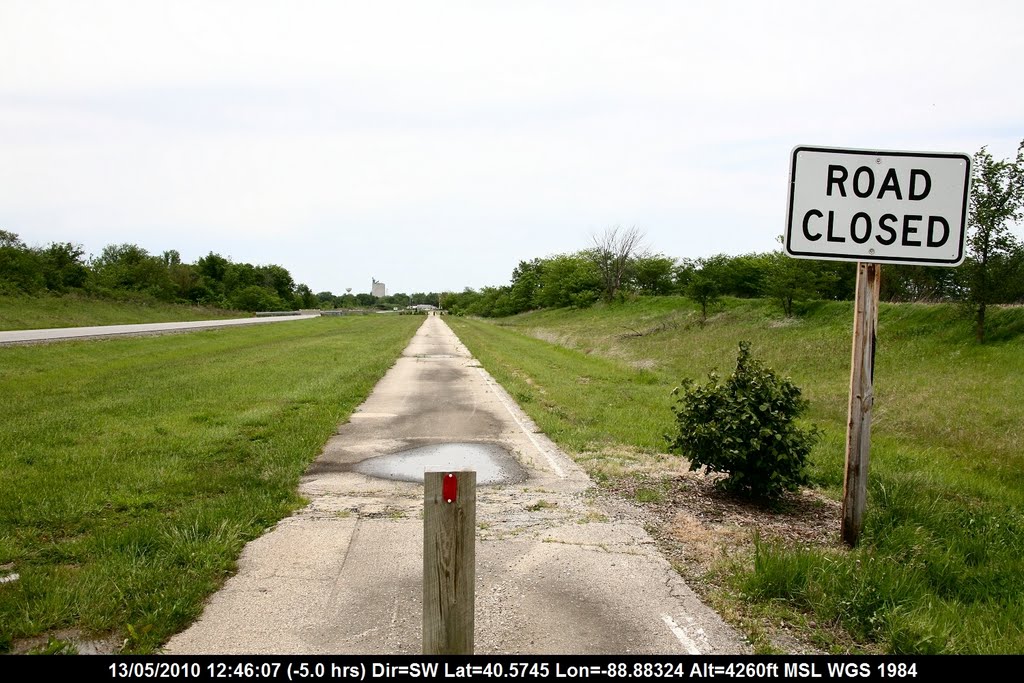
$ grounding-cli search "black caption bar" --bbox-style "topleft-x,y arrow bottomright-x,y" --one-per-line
1,654 -> 1013,682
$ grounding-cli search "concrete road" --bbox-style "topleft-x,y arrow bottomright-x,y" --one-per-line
0,314 -> 321,345
164,315 -> 749,655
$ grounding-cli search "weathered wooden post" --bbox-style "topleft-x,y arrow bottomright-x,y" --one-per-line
786,145 -> 971,549
423,470 -> 476,654
841,261 -> 880,547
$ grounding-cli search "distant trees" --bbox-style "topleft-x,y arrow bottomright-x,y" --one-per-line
229,285 -> 282,312
762,252 -> 841,317
631,255 -> 676,295
301,290 -> 444,311
432,166 -> 1024,327
41,242 -> 89,291
0,230 -> 47,293
508,259 -> 544,313
13,164 -> 1012,325
446,233 -> 695,318
0,229 -> 473,316
0,231 -> 318,313
694,253 -> 769,299
91,243 -> 177,300
879,264 -> 959,302
442,242 -> 869,319
535,254 -> 602,309
293,284 -> 317,309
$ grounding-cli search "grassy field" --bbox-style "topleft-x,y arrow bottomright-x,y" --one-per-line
0,315 -> 422,653
0,293 -> 245,331
447,297 -> 1024,654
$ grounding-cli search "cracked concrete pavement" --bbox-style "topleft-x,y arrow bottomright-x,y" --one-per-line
163,315 -> 750,655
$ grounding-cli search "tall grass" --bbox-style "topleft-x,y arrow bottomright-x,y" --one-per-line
447,298 -> 1024,653
0,315 -> 421,652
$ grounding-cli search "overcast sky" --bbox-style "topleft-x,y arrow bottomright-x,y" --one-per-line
2,1 -> 1022,295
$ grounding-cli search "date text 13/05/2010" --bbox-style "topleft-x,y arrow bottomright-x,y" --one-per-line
107,660 -> 923,680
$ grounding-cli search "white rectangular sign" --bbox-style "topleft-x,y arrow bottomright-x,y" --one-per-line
786,146 -> 971,266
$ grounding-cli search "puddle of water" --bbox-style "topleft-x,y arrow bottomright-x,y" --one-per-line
354,442 -> 526,485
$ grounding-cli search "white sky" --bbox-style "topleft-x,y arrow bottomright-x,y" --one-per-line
2,0 -> 1021,295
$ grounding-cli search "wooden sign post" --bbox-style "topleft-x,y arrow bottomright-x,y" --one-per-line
423,470 -> 476,654
841,262 -> 880,547
786,146 -> 971,548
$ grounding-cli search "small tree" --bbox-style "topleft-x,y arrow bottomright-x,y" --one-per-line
666,342 -> 817,500
763,251 -> 835,317
589,225 -> 645,302
686,272 -> 720,321
963,141 -> 1024,342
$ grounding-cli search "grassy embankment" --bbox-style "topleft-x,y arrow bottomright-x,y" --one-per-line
0,315 -> 422,653
0,293 -> 246,331
447,297 -> 1024,654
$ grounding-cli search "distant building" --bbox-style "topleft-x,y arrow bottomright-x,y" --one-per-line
371,278 -> 386,298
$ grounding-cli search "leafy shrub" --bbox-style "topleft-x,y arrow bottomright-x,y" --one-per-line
666,341 -> 817,499
228,285 -> 286,312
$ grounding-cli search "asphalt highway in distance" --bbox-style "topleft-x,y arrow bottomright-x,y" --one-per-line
0,314 -> 322,345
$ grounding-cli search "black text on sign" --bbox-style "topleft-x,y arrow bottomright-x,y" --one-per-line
786,146 -> 971,266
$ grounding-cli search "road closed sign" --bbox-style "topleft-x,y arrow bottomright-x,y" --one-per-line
786,146 -> 971,266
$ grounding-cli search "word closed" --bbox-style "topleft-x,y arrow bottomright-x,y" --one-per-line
786,146 -> 971,266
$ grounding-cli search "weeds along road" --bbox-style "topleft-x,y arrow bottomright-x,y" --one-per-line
164,314 -> 748,655
0,314 -> 321,344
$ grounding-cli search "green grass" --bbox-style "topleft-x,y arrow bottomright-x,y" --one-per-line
447,297 -> 1024,653
0,292 -> 245,331
0,315 -> 421,653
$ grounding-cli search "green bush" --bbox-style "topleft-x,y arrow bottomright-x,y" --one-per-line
666,341 -> 817,499
228,285 -> 286,312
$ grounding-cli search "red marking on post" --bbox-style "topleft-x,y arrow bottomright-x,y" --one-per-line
443,473 -> 458,503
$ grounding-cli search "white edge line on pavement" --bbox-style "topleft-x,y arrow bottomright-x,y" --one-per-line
474,366 -> 566,479
661,614 -> 702,655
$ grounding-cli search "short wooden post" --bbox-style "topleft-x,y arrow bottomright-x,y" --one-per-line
841,262 -> 881,547
423,470 -> 476,654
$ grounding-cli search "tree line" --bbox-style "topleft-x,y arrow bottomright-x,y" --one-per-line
444,143 -> 1024,342
439,246 -> 852,318
314,290 -> 443,309
0,232 -> 448,313
0,236 -> 319,312
443,236 -> 1022,330
3,143 -> 1020,336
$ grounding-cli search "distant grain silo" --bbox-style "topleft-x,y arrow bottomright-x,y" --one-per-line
371,278 -> 386,298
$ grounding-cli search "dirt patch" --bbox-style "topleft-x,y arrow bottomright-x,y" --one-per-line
605,469 -> 842,565
528,329 -> 574,347
577,447 -> 692,481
